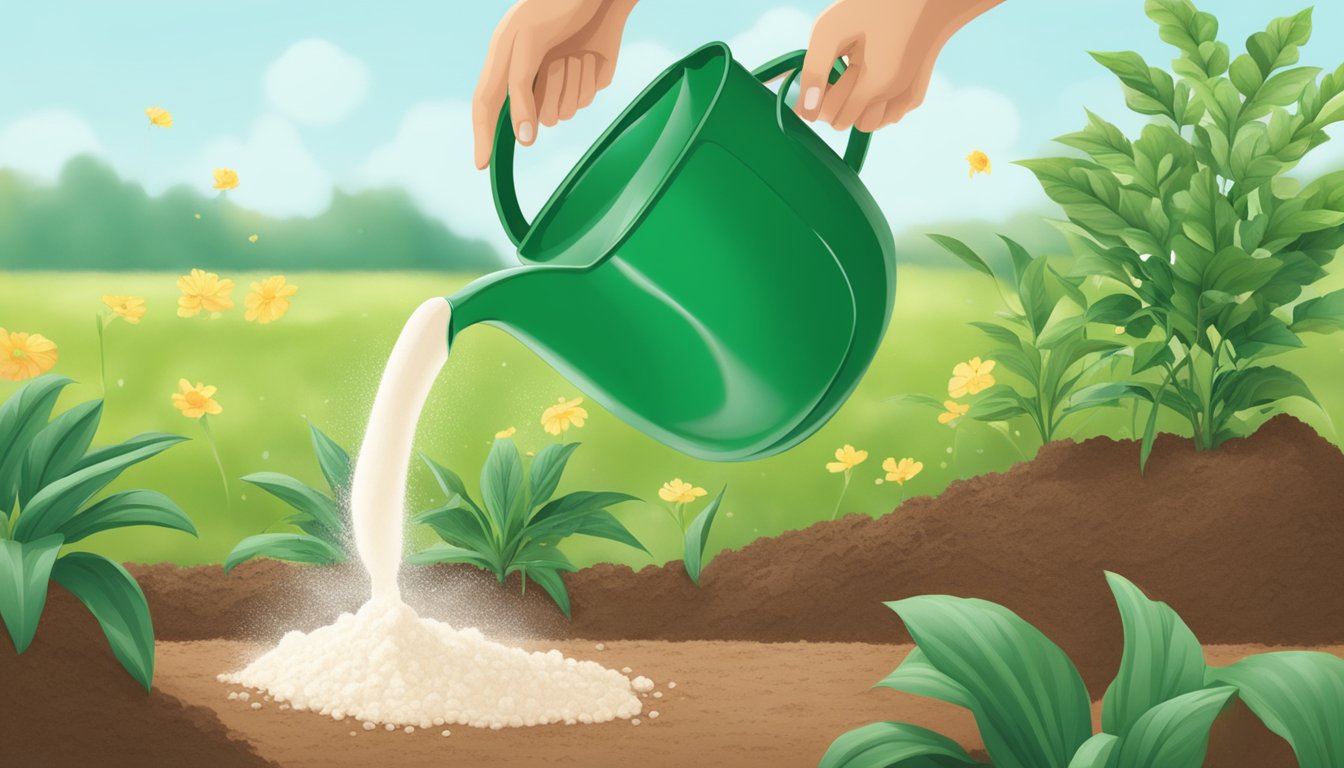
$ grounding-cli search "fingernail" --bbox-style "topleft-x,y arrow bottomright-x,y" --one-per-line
517,122 -> 534,143
802,87 -> 821,111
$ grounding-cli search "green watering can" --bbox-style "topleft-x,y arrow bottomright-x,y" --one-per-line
447,42 -> 896,461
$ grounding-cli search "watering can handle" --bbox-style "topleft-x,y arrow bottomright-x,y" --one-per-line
751,50 -> 872,174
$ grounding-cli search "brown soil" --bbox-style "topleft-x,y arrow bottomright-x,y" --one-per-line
136,416 -> 1344,693
4,416 -> 1341,766
154,639 -> 1310,768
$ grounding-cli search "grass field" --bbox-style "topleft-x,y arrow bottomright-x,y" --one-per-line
2,266 -> 1341,570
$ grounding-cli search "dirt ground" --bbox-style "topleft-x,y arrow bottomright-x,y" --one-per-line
4,417 -> 1342,766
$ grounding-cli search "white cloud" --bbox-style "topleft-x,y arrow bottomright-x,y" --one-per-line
0,110 -> 102,180
193,115 -> 331,216
264,39 -> 371,126
725,7 -> 813,70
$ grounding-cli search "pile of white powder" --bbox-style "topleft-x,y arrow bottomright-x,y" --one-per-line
221,597 -> 642,729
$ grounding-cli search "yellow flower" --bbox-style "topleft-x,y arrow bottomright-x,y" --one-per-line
213,168 -> 239,190
145,106 -> 173,128
658,478 -> 707,504
102,295 -> 146,324
967,149 -> 991,177
248,234 -> 259,243
825,444 -> 868,473
541,396 -> 588,435
883,457 -> 924,486
244,275 -> 298,324
177,269 -> 235,317
495,426 -> 517,439
948,357 -> 996,398
938,400 -> 969,426
1114,325 -> 1126,335
0,329 -> 59,382
172,379 -> 223,419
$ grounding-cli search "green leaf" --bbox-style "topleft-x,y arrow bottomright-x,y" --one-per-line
1100,573 -> 1207,739
1207,651 -> 1344,768
819,722 -> 983,768
528,441 -> 580,509
1231,316 -> 1304,358
528,494 -> 645,553
1087,294 -> 1142,325
1068,733 -> 1120,768
1056,111 -> 1137,177
887,595 -> 1091,768
1000,235 -> 1038,289
531,491 -> 638,527
524,566 -> 572,618
876,646 -> 975,711
928,234 -> 994,279
1089,51 -> 1178,120
420,454 -> 483,514
969,392 -> 1033,422
1064,382 -> 1147,417
308,423 -> 351,498
682,486 -> 726,586
971,321 -> 1024,348
19,400 -> 103,508
1217,365 -> 1316,415
414,504 -> 497,568
408,543 -> 496,573
0,534 -> 62,654
71,432 -> 184,473
241,472 -> 341,539
1133,340 -> 1175,374
1113,687 -> 1237,768
480,437 -> 527,541
50,552 -> 156,691
1291,289 -> 1344,333
57,490 -> 196,544
1019,256 -> 1059,337
223,533 -> 344,572
0,375 -> 72,514
508,540 -> 577,575
14,434 -> 187,541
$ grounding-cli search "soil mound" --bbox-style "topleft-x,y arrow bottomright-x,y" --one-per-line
0,585 -> 275,767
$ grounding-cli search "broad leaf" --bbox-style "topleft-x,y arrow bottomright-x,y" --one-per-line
1291,288 -> 1344,333
14,435 -> 187,541
241,472 -> 341,539
876,646 -> 975,711
528,441 -> 580,510
0,534 -> 62,653
414,504 -> 497,565
407,543 -> 496,573
682,487 -> 725,586
1101,572 -> 1206,739
308,423 -> 351,497
19,400 -> 103,508
1068,733 -> 1120,768
888,595 -> 1092,768
420,454 -> 483,514
480,438 -> 527,542
928,234 -> 994,279
528,502 -> 645,553
50,552 -> 156,691
57,490 -> 196,544
72,432 -> 184,473
1113,686 -> 1237,768
1207,651 -> 1344,768
1216,365 -> 1316,415
223,533 -> 344,573
0,375 -> 71,513
525,566 -> 573,618
819,722 -> 983,768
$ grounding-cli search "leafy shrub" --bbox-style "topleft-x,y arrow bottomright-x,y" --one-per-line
1022,0 -> 1344,466
931,234 -> 1125,445
224,423 -> 350,572
0,375 -> 195,690
821,571 -> 1344,768
411,437 -> 646,617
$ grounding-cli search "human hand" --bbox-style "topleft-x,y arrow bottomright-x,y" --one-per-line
794,0 -> 1003,133
473,0 -> 639,169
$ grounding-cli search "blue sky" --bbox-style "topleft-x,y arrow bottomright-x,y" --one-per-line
3,0 -> 1342,251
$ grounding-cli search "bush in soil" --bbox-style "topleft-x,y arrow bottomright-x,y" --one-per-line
1021,0 -> 1344,467
928,234 -> 1127,446
224,423 -> 350,572
0,375 -> 195,689
411,437 -> 646,616
821,571 -> 1344,768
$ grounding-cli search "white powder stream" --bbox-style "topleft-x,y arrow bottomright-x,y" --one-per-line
222,299 -> 644,728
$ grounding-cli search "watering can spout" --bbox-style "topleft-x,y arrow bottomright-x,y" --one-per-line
446,266 -> 578,344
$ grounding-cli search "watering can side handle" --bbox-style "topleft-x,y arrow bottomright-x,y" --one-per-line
490,99 -> 531,247
750,51 -> 872,174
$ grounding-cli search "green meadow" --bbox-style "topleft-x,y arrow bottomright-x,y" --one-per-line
2,266 -> 1340,570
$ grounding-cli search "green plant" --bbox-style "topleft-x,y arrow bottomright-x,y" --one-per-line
224,423 -> 351,572
931,234 -> 1126,445
0,375 -> 195,690
1022,0 -> 1344,467
410,437 -> 647,617
657,480 -> 727,586
821,571 -> 1344,768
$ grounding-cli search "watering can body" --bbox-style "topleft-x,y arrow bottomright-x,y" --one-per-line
448,42 -> 895,461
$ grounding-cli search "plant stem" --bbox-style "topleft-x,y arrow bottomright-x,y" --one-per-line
830,471 -> 852,521
199,415 -> 230,508
95,313 -> 108,395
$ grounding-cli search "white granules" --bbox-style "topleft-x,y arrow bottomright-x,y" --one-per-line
222,597 -> 642,729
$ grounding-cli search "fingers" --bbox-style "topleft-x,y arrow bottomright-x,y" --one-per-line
816,66 -> 858,127
536,58 -> 566,127
855,101 -> 887,133
796,17 -> 844,121
506,32 -> 545,148
578,53 -> 598,108
558,56 -> 583,120
472,10 -> 518,169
